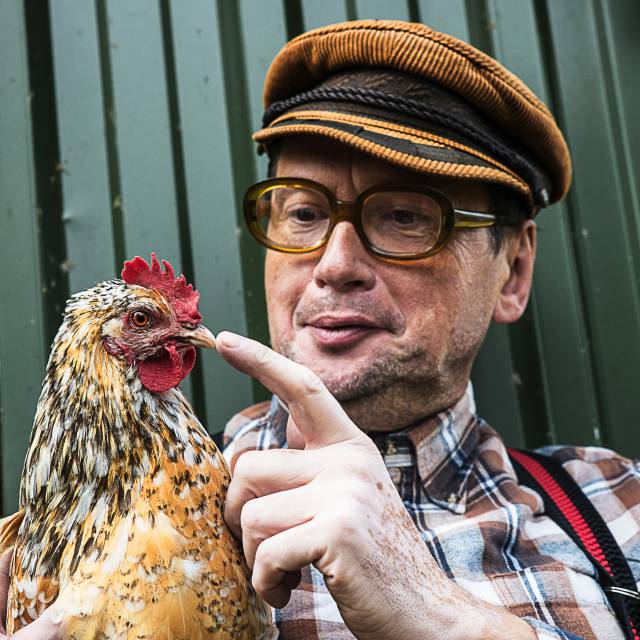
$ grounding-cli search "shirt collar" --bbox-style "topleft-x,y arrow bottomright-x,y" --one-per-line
269,383 -> 479,514
368,383 -> 479,514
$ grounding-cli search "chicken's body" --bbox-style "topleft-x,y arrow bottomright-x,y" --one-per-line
0,260 -> 275,639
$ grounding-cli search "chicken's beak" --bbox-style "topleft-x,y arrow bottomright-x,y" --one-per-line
177,324 -> 217,350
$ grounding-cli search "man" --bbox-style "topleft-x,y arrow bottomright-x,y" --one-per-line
217,20 -> 639,640
2,19 -> 637,640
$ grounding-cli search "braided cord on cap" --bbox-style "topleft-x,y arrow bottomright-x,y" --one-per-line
263,86 -> 551,207
262,20 -> 572,204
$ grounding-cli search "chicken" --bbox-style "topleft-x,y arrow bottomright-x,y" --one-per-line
0,254 -> 275,640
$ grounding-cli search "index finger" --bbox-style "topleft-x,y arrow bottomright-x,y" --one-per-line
216,331 -> 363,448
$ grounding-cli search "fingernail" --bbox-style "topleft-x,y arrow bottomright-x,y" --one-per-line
217,332 -> 243,348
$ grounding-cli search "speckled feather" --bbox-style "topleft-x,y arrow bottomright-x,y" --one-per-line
0,278 -> 275,639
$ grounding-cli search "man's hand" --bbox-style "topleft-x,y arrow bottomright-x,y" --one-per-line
0,549 -> 60,640
217,332 -> 536,640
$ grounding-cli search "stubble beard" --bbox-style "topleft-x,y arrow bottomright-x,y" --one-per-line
278,341 -> 453,430
281,293 -> 431,404
303,345 -> 428,402
274,293 -> 478,429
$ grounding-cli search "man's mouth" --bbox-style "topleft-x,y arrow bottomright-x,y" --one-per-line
305,315 -> 386,348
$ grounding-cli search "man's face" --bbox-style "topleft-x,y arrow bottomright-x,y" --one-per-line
265,136 -> 528,430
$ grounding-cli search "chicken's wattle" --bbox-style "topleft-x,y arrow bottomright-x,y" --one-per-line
138,343 -> 196,392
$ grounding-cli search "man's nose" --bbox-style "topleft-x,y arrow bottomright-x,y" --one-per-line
312,221 -> 376,291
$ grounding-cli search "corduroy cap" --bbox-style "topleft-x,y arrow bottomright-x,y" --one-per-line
253,20 -> 572,215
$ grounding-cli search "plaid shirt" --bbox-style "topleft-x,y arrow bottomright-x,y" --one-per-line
223,385 -> 640,640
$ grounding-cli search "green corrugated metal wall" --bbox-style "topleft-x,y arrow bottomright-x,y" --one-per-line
1,0 -> 638,516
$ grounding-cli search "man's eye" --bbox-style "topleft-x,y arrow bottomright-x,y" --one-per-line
132,311 -> 150,327
384,209 -> 430,226
287,206 -> 326,223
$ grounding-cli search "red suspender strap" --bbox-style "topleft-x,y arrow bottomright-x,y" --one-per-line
508,447 -> 640,640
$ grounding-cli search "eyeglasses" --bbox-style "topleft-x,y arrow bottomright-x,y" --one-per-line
243,178 -> 516,261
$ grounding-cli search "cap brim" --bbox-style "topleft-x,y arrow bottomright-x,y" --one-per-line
254,105 -> 532,203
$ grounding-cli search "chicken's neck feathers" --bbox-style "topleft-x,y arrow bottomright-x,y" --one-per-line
18,281 -> 208,578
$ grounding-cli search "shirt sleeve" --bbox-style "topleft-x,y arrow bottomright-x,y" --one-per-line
523,617 -> 587,640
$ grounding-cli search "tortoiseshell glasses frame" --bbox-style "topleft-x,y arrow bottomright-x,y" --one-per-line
243,177 -> 517,261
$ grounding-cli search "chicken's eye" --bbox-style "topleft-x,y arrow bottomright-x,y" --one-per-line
131,311 -> 150,327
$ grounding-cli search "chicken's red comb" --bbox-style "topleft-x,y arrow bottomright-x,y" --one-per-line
121,253 -> 202,324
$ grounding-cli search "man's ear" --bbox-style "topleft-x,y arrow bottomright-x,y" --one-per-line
493,220 -> 537,324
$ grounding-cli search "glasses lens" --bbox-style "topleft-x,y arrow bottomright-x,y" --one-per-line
255,185 -> 332,249
362,191 -> 443,255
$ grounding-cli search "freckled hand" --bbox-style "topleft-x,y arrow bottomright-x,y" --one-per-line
217,331 -> 537,640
